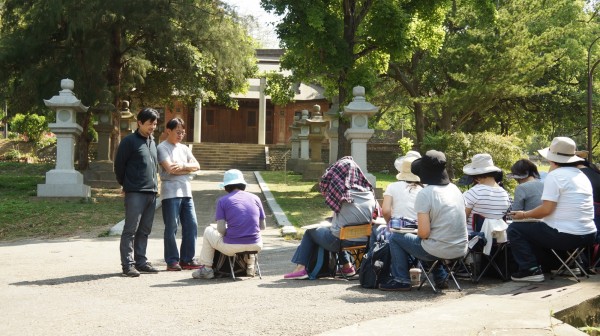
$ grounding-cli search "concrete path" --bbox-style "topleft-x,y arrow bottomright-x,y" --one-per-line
0,170 -> 597,335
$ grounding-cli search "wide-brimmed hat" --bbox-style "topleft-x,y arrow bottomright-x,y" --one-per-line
463,153 -> 502,176
411,150 -> 450,185
396,156 -> 421,182
219,169 -> 247,188
538,137 -> 584,163
394,151 -> 421,174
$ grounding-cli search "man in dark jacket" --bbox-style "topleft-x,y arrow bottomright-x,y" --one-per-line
114,108 -> 160,277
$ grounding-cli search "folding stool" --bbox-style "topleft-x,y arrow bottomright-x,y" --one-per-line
228,251 -> 262,280
334,223 -> 371,279
417,259 -> 462,294
549,247 -> 589,282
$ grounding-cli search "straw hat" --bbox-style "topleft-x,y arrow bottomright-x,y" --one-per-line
538,137 -> 584,163
463,153 -> 502,176
396,156 -> 420,182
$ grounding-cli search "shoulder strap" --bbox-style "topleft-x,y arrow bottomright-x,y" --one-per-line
309,246 -> 325,280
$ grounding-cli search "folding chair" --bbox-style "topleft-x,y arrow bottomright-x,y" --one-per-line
228,251 -> 262,280
417,258 -> 462,293
334,223 -> 371,279
550,248 -> 589,282
468,214 -> 510,283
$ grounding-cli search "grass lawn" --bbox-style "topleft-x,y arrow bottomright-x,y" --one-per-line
0,162 -> 124,241
260,171 -> 397,228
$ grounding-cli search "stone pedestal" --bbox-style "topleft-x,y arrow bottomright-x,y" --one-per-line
38,79 -> 91,198
294,110 -> 310,174
324,97 -> 340,164
288,116 -> 301,171
343,86 -> 379,187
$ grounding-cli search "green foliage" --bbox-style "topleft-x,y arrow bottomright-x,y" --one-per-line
10,113 -> 48,143
3,148 -> 24,161
262,72 -> 296,106
87,126 -> 98,143
0,162 -> 123,240
422,131 -> 523,180
397,138 -> 414,156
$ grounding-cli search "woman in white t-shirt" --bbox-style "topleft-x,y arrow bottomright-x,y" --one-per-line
382,154 -> 422,221
462,154 -> 511,233
509,137 -> 597,282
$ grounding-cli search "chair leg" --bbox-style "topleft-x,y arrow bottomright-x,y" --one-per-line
228,255 -> 237,280
254,254 -> 262,279
418,260 -> 441,293
550,248 -> 589,282
475,243 -> 509,283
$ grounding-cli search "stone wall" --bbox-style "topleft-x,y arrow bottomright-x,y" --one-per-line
267,143 -> 401,173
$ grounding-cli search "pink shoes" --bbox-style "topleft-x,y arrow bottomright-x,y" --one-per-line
341,265 -> 356,277
284,269 -> 308,279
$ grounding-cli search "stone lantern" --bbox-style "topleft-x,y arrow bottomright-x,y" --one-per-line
343,86 -> 378,187
324,97 -> 340,164
288,115 -> 301,170
302,105 -> 328,180
294,109 -> 311,174
83,90 -> 120,188
119,100 -> 136,139
37,79 -> 91,198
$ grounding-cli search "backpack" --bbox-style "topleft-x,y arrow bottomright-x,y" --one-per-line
212,250 -> 247,278
359,240 -> 392,288
306,246 -> 335,279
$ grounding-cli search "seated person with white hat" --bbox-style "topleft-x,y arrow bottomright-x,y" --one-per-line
509,137 -> 597,282
192,169 -> 266,279
462,153 -> 511,235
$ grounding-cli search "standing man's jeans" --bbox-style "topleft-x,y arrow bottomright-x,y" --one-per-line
388,233 -> 447,285
162,197 -> 198,264
120,192 -> 157,270
291,227 -> 350,266
507,221 -> 596,271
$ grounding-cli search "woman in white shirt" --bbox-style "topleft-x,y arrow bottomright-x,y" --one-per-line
509,137 -> 597,282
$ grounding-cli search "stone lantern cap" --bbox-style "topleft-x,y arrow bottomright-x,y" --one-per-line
342,86 -> 378,115
43,79 -> 89,113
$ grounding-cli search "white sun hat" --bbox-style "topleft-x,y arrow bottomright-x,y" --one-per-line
538,137 -> 584,164
394,150 -> 421,179
463,153 -> 502,176
396,156 -> 420,182
219,169 -> 247,188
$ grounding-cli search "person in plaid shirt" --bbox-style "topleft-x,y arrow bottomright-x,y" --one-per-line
284,156 -> 378,279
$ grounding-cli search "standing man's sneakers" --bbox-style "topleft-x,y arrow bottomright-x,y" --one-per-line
135,262 -> 159,273
511,267 -> 544,282
166,262 -> 183,271
192,266 -> 214,279
180,259 -> 201,270
122,267 -> 141,277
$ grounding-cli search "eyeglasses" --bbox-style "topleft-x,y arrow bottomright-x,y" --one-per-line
175,130 -> 186,136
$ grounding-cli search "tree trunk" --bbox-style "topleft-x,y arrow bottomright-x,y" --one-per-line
414,102 -> 425,150
107,26 -> 124,161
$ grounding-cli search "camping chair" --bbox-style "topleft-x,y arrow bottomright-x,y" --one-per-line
334,222 -> 372,279
468,214 -> 510,282
228,251 -> 262,280
417,258 -> 462,293
549,248 -> 589,282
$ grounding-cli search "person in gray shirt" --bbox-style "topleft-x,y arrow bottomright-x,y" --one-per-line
157,118 -> 201,271
507,159 -> 543,212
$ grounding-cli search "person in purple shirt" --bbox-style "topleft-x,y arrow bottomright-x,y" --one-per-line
192,169 -> 266,279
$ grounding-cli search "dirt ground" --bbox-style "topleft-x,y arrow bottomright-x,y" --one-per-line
0,171 -> 499,336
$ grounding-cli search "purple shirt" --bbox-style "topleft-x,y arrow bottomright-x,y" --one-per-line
216,190 -> 265,244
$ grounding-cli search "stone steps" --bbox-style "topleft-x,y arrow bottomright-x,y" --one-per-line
187,142 -> 267,171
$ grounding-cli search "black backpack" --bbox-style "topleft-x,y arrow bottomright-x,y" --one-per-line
212,250 -> 247,278
359,240 -> 392,288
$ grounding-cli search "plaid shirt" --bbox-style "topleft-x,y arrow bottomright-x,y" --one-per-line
319,156 -> 375,213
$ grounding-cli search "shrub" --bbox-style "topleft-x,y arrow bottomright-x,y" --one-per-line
422,131 -> 523,183
397,137 -> 414,156
10,113 -> 48,144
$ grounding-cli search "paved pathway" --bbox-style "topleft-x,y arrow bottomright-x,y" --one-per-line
0,170 -> 596,335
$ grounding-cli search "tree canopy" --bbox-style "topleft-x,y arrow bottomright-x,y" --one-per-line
0,0 -> 257,166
